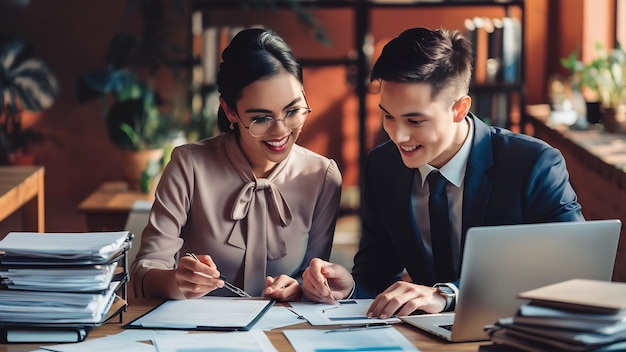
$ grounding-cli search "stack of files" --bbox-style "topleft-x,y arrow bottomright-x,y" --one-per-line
484,279 -> 626,351
0,231 -> 131,343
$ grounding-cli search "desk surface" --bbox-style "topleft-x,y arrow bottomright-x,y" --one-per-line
0,299 -> 487,352
78,182 -> 154,231
79,182 -> 154,214
526,104 -> 626,187
0,166 -> 44,232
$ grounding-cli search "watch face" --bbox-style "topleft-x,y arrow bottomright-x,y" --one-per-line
437,286 -> 454,296
436,286 -> 456,311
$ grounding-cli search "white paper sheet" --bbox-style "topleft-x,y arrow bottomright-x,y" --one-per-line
153,330 -> 277,352
283,327 -> 420,351
249,306 -> 303,331
40,335 -> 155,352
288,299 -> 401,326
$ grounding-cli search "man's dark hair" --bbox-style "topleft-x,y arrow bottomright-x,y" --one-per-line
370,27 -> 473,102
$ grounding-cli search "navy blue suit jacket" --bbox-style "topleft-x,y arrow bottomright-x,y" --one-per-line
351,114 -> 584,298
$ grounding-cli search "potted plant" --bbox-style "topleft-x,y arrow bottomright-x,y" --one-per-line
561,42 -> 626,132
75,0 -> 190,191
0,36 -> 60,165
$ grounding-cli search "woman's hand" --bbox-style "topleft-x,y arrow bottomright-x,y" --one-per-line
264,275 -> 301,301
174,254 -> 225,299
302,258 -> 354,303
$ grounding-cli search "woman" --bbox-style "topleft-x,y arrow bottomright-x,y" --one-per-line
130,28 -> 342,301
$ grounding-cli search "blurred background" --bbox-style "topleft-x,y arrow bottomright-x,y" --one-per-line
0,0 -> 623,253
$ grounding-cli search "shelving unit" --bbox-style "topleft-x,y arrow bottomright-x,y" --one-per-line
189,0 -> 526,191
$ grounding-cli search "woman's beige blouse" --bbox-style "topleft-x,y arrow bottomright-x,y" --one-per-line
131,133 -> 342,297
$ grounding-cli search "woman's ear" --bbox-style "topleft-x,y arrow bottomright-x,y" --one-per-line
452,95 -> 471,123
219,98 -> 237,124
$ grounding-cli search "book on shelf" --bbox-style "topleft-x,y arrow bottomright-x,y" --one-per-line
465,14 -> 521,86
471,16 -> 489,84
486,17 -> 503,83
501,16 -> 521,84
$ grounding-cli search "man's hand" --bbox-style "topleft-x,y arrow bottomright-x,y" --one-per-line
367,281 -> 446,318
302,258 -> 354,303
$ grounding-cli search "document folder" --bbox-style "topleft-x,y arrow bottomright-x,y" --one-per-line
124,297 -> 274,331
0,326 -> 90,343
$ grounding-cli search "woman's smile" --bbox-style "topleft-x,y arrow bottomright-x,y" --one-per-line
263,135 -> 290,152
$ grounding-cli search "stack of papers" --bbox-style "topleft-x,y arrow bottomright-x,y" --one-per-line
0,231 -> 131,343
0,231 -> 129,264
485,279 -> 626,351
0,281 -> 121,323
1,262 -> 118,292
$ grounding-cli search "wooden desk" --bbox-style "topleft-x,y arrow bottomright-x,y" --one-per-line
0,299 -> 487,352
78,182 -> 154,231
0,166 -> 44,232
526,105 -> 626,282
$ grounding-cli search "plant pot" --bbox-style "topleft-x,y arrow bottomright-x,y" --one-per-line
120,148 -> 163,192
585,101 -> 602,124
601,105 -> 626,133
9,150 -> 36,165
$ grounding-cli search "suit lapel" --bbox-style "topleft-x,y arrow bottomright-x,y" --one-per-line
462,115 -> 494,247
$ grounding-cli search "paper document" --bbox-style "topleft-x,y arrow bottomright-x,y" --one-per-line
40,334 -> 155,352
288,299 -> 401,326
153,330 -> 277,352
124,297 -> 274,331
0,281 -> 120,323
2,262 -> 118,292
283,327 -> 419,352
0,231 -> 130,263
249,306 -> 303,331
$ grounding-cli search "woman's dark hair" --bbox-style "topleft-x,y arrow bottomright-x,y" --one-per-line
370,27 -> 473,102
216,28 -> 303,133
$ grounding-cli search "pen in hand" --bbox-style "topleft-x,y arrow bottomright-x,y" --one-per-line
185,252 -> 251,297
324,279 -> 340,305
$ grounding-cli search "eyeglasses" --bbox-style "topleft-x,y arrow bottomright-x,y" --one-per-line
236,93 -> 311,137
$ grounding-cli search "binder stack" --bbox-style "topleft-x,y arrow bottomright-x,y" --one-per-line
484,279 -> 626,351
0,231 -> 132,343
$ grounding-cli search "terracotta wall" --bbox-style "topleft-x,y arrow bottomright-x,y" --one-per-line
0,0 -> 611,234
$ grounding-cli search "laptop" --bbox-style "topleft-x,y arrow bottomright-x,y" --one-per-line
400,219 -> 621,342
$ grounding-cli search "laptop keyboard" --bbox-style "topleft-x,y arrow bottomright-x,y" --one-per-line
439,324 -> 454,331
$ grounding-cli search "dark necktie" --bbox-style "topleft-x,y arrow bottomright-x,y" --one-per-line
427,172 -> 455,282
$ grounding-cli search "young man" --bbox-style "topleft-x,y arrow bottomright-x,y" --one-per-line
302,27 -> 584,318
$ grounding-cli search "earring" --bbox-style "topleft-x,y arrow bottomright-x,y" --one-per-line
229,123 -> 235,130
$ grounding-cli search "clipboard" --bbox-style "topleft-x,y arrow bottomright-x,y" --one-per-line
124,297 -> 275,331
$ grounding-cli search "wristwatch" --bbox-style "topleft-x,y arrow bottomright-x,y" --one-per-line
434,284 -> 456,311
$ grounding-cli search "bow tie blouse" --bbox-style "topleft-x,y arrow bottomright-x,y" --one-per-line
130,133 -> 342,297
